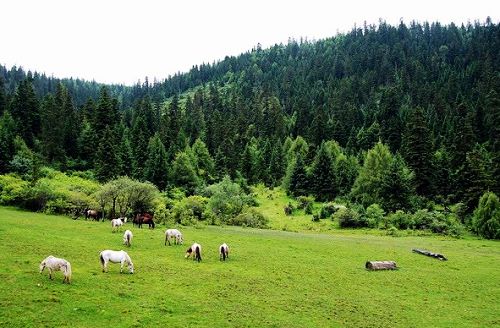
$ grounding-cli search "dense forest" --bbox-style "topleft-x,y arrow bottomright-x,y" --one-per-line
0,19 -> 499,238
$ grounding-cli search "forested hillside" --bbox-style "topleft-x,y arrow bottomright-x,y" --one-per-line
0,19 -> 499,237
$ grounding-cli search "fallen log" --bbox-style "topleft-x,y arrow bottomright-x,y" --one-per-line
365,261 -> 397,270
412,248 -> 447,261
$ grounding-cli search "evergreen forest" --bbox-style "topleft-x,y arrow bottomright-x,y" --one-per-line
0,19 -> 499,239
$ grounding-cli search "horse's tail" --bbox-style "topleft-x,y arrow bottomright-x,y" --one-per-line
220,246 -> 225,261
195,246 -> 201,262
99,253 -> 104,267
127,233 -> 131,246
65,262 -> 72,283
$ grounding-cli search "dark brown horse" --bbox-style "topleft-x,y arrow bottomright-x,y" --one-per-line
84,209 -> 102,221
133,213 -> 155,229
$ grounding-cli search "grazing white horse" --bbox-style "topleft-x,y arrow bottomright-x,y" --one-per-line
165,228 -> 183,246
111,218 -> 125,232
219,243 -> 229,261
185,243 -> 202,262
39,255 -> 72,284
123,230 -> 133,247
99,250 -> 134,274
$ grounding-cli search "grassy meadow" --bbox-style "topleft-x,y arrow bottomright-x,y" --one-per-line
0,206 -> 499,327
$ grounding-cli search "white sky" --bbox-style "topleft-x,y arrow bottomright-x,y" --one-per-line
1,0 -> 498,85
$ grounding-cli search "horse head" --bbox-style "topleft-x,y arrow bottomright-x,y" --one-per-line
39,260 -> 46,273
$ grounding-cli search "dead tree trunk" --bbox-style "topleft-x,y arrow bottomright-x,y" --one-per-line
412,249 -> 447,261
365,261 -> 397,270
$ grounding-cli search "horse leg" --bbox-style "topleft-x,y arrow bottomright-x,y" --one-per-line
120,260 -> 124,273
49,269 -> 53,280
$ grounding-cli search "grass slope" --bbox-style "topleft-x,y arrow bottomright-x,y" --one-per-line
0,206 -> 499,327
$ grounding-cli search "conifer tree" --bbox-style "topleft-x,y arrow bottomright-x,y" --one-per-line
95,126 -> 119,182
334,153 -> 359,197
131,116 -> 149,179
144,133 -> 168,190
455,145 -> 492,212
0,111 -> 16,173
77,120 -> 96,169
0,77 -> 6,115
116,126 -> 134,176
351,141 -> 393,207
9,79 -> 39,147
268,139 -> 285,187
379,154 -> 415,212
170,151 -> 200,195
192,138 -> 215,184
401,107 -> 434,195
40,94 -> 65,163
288,154 -> 309,197
310,143 -> 336,201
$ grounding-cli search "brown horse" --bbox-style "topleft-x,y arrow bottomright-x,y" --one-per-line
133,213 -> 155,229
85,209 -> 102,221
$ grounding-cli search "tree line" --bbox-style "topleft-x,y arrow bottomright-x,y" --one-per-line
0,19 -> 498,238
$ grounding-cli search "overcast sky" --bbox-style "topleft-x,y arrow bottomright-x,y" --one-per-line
1,0 -> 498,85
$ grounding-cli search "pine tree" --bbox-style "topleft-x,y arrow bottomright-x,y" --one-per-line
170,151 -> 200,195
379,154 -> 415,212
40,94 -> 65,163
378,86 -> 403,152
9,79 -> 40,147
116,126 -> 134,176
95,126 -> 119,182
130,116 -> 149,179
94,86 -> 117,140
77,120 -> 96,169
192,138 -> 215,184
351,141 -> 393,207
310,143 -> 336,201
268,139 -> 285,187
455,145 -> 492,213
288,154 -> 309,197
0,111 -> 16,173
334,153 -> 359,197
485,90 -> 500,194
401,107 -> 434,196
144,133 -> 168,190
0,77 -> 6,115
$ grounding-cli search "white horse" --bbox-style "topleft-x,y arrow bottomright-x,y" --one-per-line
111,218 -> 124,232
165,228 -> 183,246
185,243 -> 202,262
39,255 -> 72,283
99,250 -> 134,274
123,230 -> 133,247
219,243 -> 229,261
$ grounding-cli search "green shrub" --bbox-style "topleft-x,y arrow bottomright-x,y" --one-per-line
204,176 -> 255,221
304,201 -> 314,214
472,192 -> 500,239
365,203 -> 385,228
171,195 -> 209,225
228,208 -> 269,228
318,202 -> 337,219
388,210 -> 413,230
296,196 -> 314,210
0,174 -> 30,205
29,171 -> 100,214
335,207 -> 362,228
412,209 -> 434,230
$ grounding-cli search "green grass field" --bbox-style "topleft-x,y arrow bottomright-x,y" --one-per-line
0,206 -> 499,327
